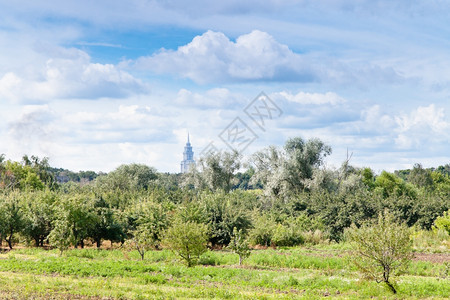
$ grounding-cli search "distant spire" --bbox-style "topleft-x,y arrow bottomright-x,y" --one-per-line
181,132 -> 195,173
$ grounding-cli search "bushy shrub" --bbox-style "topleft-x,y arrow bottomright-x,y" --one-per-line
302,229 -> 328,245
272,223 -> 304,247
201,192 -> 251,247
163,218 -> 208,267
247,214 -> 276,247
433,210 -> 450,235
346,210 -> 413,294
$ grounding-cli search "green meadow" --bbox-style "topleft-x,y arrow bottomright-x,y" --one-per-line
0,245 -> 448,299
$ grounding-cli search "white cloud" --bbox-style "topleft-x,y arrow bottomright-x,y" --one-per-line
360,105 -> 396,133
394,104 -> 450,149
134,30 -> 316,84
174,88 -> 245,109
62,104 -> 173,143
6,105 -> 57,157
1,2 -> 449,173
0,47 -> 147,103
328,103 -> 450,160
275,91 -> 346,105
0,73 -> 23,102
132,30 -> 405,87
2,102 -> 183,172
275,101 -> 449,171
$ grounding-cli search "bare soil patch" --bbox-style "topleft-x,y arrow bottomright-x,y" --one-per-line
413,253 -> 450,264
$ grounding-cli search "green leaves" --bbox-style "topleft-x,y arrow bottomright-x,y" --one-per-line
346,210 -> 413,294
228,227 -> 250,265
96,163 -> 157,192
0,192 -> 26,249
163,218 -> 208,267
433,210 -> 450,235
48,211 -> 73,255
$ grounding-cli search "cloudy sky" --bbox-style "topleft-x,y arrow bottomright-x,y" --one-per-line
1,0 -> 449,173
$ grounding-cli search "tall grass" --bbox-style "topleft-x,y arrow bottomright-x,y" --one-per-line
411,228 -> 450,253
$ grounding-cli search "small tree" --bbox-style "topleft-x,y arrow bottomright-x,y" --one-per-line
129,224 -> 154,260
346,210 -> 413,294
48,216 -> 73,255
0,194 -> 25,249
164,219 -> 208,267
228,227 -> 251,265
133,201 -> 170,250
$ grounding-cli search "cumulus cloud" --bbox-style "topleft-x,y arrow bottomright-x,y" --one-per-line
6,105 -> 57,157
0,47 -> 147,103
274,91 -> 346,105
359,105 -> 396,134
271,90 -> 359,131
394,104 -> 450,149
134,30 -> 317,84
273,101 -> 449,170
342,104 -> 449,157
3,103 -> 181,171
132,30 -> 404,86
63,104 -> 175,144
174,88 -> 245,109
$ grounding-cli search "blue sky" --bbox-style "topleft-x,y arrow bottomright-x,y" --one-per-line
0,0 -> 449,173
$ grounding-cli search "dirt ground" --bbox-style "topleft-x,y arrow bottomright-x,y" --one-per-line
412,253 -> 450,264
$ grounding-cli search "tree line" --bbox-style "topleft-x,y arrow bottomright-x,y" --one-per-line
0,137 -> 448,251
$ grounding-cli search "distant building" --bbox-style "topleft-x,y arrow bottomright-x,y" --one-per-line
180,133 -> 196,173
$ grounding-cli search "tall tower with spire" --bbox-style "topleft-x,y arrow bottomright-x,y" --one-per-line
180,133 -> 195,173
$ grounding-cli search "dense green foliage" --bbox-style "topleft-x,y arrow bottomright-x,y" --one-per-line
0,137 -> 448,298
163,218 -> 208,267
0,137 -> 448,252
434,210 -> 450,235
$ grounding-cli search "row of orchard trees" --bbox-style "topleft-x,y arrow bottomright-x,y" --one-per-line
0,137 -> 449,250
0,187 -> 320,251
0,178 -> 448,252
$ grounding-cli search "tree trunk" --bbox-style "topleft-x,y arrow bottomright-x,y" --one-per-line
7,232 -> 13,249
385,280 -> 396,294
80,239 -> 85,249
239,255 -> 243,266
96,239 -> 101,248
383,266 -> 396,294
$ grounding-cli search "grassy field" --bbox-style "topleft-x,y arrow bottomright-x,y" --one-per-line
0,245 -> 448,299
